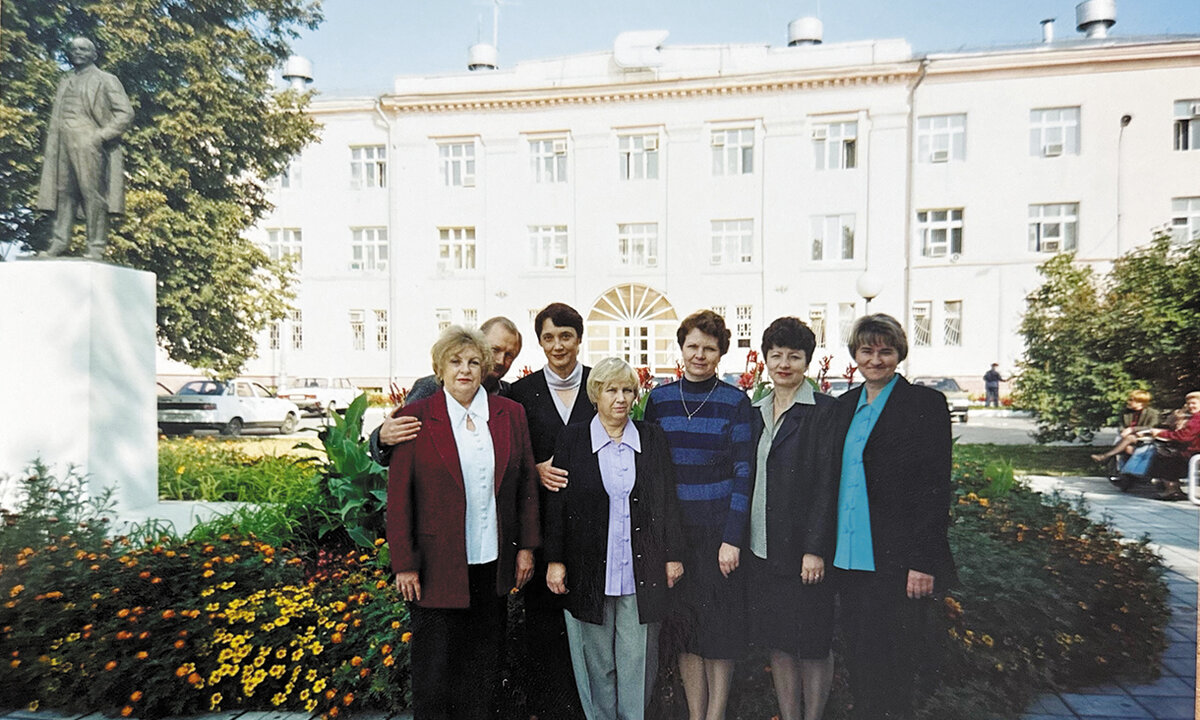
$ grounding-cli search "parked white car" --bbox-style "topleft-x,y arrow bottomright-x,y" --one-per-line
158,379 -> 301,436
911,376 -> 971,423
279,377 -> 361,416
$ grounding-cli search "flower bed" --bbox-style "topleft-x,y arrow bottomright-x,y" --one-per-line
1,443 -> 1168,719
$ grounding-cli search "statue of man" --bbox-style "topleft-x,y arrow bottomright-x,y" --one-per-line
36,36 -> 134,260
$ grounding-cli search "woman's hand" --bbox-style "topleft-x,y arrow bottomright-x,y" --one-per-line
394,571 -> 421,602
906,569 -> 934,599
537,458 -> 569,492
718,543 -> 740,578
515,549 -> 534,589
546,562 -> 568,594
666,561 -> 684,588
801,554 -> 825,584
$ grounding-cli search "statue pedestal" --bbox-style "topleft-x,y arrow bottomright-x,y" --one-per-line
0,261 -> 158,519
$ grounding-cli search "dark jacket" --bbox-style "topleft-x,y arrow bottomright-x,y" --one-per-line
369,374 -> 513,466
748,391 -> 838,574
1120,406 -> 1161,431
509,367 -> 596,463
544,420 -> 684,625
386,392 -> 541,608
830,375 -> 957,590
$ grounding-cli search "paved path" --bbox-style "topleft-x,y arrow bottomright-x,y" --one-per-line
1021,475 -> 1198,720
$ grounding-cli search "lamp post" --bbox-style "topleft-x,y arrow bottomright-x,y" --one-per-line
856,271 -> 884,314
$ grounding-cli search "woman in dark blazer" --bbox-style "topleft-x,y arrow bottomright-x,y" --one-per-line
386,325 -> 541,720
545,357 -> 684,720
745,318 -> 837,720
829,314 -> 956,720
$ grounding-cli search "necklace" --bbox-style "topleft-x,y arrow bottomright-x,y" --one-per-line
680,377 -> 718,421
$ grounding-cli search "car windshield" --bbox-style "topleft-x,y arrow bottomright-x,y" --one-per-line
917,378 -> 962,392
177,380 -> 227,396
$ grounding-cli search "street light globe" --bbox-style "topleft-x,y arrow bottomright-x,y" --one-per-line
856,271 -> 884,302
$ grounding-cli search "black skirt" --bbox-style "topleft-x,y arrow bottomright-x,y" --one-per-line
664,524 -> 747,660
745,552 -> 835,659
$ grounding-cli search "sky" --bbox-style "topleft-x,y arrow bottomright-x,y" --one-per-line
288,0 -> 1200,96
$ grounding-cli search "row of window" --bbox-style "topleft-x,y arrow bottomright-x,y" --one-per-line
289,99 -> 1200,191
268,309 -> 391,353
263,195 -> 1200,273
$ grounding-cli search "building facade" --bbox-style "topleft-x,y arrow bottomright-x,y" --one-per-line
169,21 -> 1200,393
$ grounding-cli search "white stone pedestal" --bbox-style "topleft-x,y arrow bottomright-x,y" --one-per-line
0,261 -> 158,519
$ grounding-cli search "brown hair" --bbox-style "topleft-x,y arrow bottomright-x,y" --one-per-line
846,314 -> 908,362
676,309 -> 731,355
431,325 -> 495,381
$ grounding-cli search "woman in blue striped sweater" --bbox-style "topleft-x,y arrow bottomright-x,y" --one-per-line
643,310 -> 754,720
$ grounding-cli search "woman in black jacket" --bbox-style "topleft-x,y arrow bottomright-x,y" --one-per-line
545,357 -> 684,720
745,317 -> 837,720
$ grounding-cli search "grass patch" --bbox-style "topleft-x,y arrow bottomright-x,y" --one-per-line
158,436 -> 320,503
955,443 -> 1100,477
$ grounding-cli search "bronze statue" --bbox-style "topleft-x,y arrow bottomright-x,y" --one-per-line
36,37 -> 134,260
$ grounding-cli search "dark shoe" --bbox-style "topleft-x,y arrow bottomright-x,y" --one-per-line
1155,492 -> 1187,502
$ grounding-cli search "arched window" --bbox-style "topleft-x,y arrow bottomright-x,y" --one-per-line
586,284 -> 679,374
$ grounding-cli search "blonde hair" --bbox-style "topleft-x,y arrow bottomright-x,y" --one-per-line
586,357 -> 639,405
846,313 -> 909,362
1186,391 -> 1200,403
430,325 -> 494,382
1128,389 -> 1152,405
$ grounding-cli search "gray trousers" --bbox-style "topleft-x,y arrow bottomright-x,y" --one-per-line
51,125 -> 109,258
562,595 -> 659,720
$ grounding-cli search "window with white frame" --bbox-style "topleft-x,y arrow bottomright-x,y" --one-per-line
810,214 -> 856,261
617,223 -> 659,268
350,227 -> 388,271
265,228 -> 303,269
710,219 -> 754,265
375,310 -> 388,351
619,134 -> 660,180
350,145 -> 386,188
735,305 -> 753,348
438,227 -> 476,272
272,160 -> 302,189
944,301 -> 962,347
813,121 -> 857,170
911,301 -> 932,347
530,138 -> 568,183
711,128 -> 754,176
436,308 -> 452,332
350,310 -> 365,351
528,225 -> 569,269
916,209 -> 963,258
269,322 -> 280,350
711,305 -> 727,321
1174,100 -> 1200,151
1028,203 -> 1078,253
839,302 -> 857,344
462,308 -> 478,327
290,310 -> 303,350
1171,197 -> 1200,243
917,114 -> 966,163
1029,107 -> 1080,157
438,141 -> 476,187
808,305 -> 826,347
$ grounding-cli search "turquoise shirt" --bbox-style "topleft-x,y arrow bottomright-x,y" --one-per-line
833,375 -> 899,571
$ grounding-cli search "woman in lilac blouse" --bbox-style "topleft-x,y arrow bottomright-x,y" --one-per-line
545,357 -> 685,720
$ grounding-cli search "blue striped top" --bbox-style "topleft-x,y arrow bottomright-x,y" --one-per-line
644,376 -> 754,546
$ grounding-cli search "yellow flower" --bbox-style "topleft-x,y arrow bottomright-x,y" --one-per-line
176,466 -> 186,475
209,693 -> 223,711
313,678 -> 327,693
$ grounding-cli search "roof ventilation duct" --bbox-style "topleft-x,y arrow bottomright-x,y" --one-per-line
1040,18 -> 1055,43
281,55 -> 313,90
787,17 -> 823,46
1076,0 -> 1116,38
468,43 -> 499,71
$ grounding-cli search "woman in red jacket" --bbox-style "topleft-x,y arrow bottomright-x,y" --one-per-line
387,326 -> 542,720
1149,391 -> 1200,501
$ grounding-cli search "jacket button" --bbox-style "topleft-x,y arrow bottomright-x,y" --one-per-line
636,554 -> 642,559
632,497 -> 639,502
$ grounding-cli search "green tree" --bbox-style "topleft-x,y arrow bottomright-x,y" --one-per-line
1015,232 -> 1200,441
1,0 -> 321,377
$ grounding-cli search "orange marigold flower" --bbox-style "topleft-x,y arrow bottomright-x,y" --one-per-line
117,609 -> 130,618
138,631 -> 150,640
139,571 -> 151,579
187,672 -> 203,685
382,655 -> 395,667
350,656 -> 362,667
325,690 -> 337,700
105,661 -> 118,671
10,660 -> 19,669
135,651 -> 148,660
343,693 -> 354,706
130,691 -> 143,702
162,609 -> 176,620
399,632 -> 411,644
175,666 -> 189,677
328,708 -> 339,718
174,640 -> 186,649
120,706 -> 133,717
330,632 -> 343,644
359,668 -> 370,678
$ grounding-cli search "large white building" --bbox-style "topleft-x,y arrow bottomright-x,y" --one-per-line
163,4 -> 1200,393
